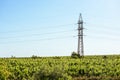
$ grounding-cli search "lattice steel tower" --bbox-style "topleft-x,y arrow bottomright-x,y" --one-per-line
77,13 -> 84,56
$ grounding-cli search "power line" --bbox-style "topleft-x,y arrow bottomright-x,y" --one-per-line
0,35 -> 76,44
87,28 -> 120,36
0,22 -> 77,44
0,23 -> 76,34
85,22 -> 120,34
86,34 -> 120,41
83,23 -> 120,40
0,29 -> 76,39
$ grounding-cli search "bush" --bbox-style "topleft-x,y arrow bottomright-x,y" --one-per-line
71,52 -> 80,58
33,65 -> 72,80
0,67 -> 11,80
31,55 -> 38,59
0,72 -> 5,80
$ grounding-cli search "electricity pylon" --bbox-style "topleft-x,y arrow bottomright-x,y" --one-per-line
77,13 -> 84,57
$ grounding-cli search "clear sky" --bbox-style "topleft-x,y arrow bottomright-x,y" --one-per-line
0,0 -> 120,57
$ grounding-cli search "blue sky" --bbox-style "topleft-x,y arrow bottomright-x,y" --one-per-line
0,0 -> 120,57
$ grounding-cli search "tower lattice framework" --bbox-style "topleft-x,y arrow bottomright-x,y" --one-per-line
77,14 -> 84,57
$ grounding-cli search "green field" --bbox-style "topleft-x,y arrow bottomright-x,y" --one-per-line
0,55 -> 120,80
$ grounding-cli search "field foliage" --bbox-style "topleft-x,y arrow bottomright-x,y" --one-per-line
0,55 -> 120,80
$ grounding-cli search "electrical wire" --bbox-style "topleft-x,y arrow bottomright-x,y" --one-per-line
0,22 -> 120,43
85,22 -> 120,34
0,29 -> 76,39
0,23 -> 76,34
0,35 -> 76,44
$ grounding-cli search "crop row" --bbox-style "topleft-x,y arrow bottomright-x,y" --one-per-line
0,55 -> 120,80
